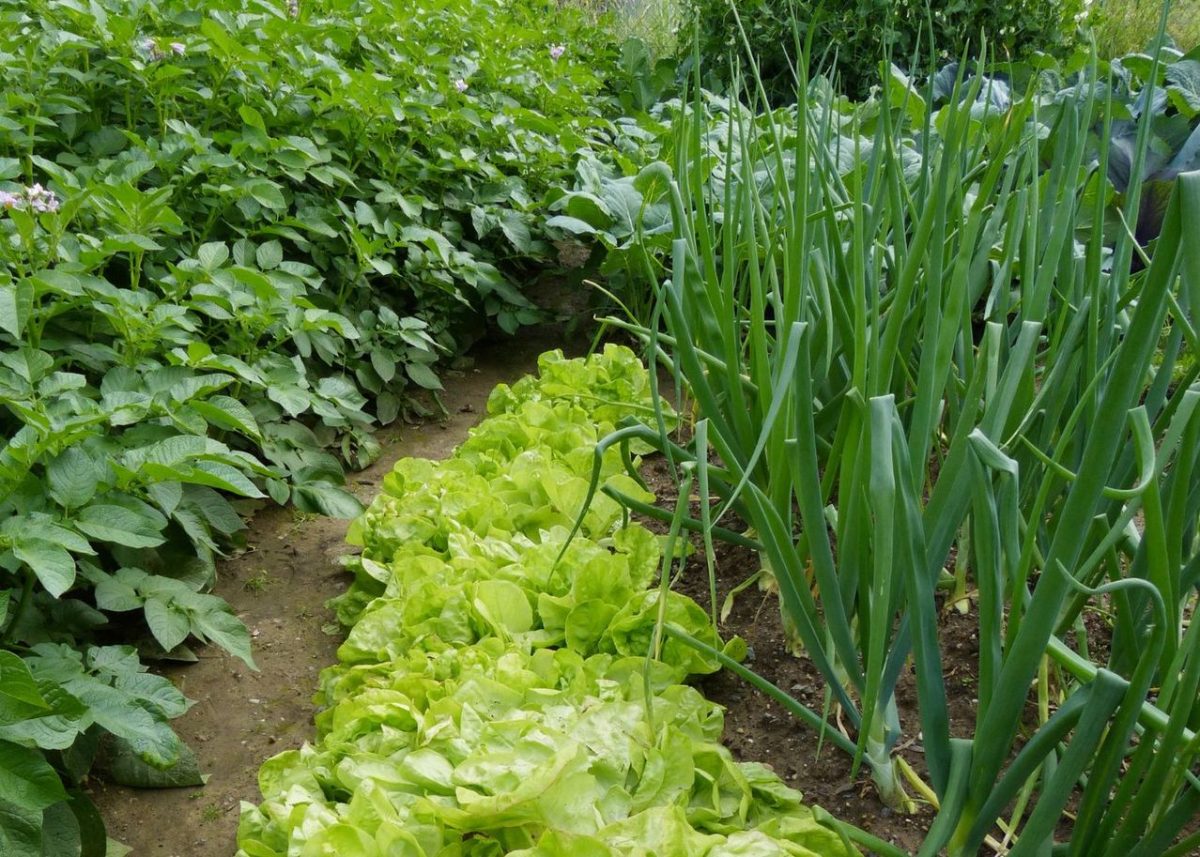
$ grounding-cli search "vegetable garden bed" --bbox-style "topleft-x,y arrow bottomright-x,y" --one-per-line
647,461 -> 1121,855
4,0 -> 1199,852
234,347 -> 865,857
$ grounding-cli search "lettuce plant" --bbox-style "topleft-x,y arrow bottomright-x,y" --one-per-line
238,347 -> 862,857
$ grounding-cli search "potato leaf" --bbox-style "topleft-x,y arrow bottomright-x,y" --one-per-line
0,741 -> 67,812
74,506 -> 166,550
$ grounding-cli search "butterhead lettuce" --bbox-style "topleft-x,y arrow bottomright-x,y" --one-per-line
237,347 -> 857,857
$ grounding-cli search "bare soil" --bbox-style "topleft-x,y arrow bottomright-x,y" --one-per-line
91,327 -> 579,856
637,457 -> 1139,857
638,456 -> 973,856
677,540 -> 948,855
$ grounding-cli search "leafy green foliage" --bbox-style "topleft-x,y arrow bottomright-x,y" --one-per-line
1095,47 -> 1200,243
553,45 -> 1200,322
333,347 -> 678,628
0,0 -> 631,850
1092,0 -> 1200,57
239,348 -> 857,856
682,0 -> 1086,100
0,643 -> 193,855
242,640 -> 855,857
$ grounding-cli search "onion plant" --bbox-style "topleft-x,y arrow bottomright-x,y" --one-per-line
577,12 -> 1200,853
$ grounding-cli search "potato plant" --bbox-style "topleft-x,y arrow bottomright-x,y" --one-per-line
0,0 -> 629,851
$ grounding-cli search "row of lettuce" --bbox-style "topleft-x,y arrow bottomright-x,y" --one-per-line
235,347 -> 859,857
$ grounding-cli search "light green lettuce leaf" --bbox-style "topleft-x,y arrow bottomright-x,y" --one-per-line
241,350 -> 855,857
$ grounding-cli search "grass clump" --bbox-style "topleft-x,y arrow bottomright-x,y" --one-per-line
1092,0 -> 1200,54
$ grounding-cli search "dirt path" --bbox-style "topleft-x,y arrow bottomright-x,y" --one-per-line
92,328 -> 576,856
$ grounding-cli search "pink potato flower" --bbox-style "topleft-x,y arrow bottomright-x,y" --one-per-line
27,184 -> 60,213
550,44 -> 566,61
0,184 -> 60,214
140,37 -> 185,61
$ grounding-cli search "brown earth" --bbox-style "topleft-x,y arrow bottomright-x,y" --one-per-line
639,456 -> 976,856
677,539 -> 947,855
637,457 -> 1135,857
90,326 -> 581,856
